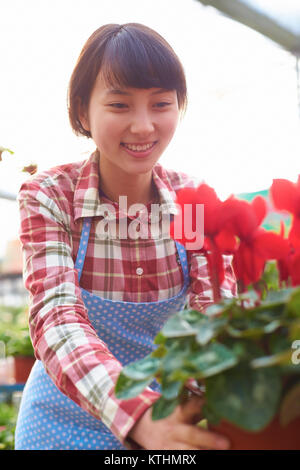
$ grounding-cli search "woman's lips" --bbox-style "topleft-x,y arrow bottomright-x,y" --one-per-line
120,141 -> 157,158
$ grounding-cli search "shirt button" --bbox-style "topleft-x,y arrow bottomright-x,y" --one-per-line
136,267 -> 143,275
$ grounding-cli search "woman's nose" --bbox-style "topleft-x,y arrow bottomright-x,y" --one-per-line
129,110 -> 155,135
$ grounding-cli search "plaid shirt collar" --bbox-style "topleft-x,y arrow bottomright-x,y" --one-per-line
73,150 -> 179,222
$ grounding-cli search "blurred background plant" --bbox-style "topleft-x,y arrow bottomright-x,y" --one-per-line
0,402 -> 17,450
0,304 -> 33,450
0,304 -> 33,357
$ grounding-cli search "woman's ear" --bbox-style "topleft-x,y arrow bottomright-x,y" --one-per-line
77,98 -> 90,132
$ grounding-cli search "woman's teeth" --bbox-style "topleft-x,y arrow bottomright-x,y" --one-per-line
122,142 -> 155,152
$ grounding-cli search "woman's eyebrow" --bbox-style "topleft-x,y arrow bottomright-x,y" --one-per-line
105,88 -> 170,96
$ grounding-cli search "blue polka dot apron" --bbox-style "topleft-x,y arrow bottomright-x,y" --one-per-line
15,217 -> 189,450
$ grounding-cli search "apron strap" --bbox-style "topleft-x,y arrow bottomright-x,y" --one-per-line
75,217 -> 92,283
174,241 -> 189,287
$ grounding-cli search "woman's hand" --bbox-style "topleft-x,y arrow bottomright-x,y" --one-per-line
127,394 -> 231,450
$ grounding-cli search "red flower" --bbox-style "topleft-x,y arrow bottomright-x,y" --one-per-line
170,184 -> 236,250
270,177 -> 300,287
270,176 -> 300,244
270,176 -> 300,214
290,253 -> 300,285
170,183 -> 236,301
170,184 -> 222,243
220,196 -> 290,289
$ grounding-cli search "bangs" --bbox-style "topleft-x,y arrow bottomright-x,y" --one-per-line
100,28 -> 185,105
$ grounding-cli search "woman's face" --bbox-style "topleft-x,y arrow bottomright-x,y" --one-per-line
79,73 -> 180,177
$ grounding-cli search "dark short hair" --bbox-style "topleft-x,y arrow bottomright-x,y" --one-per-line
67,23 -> 188,138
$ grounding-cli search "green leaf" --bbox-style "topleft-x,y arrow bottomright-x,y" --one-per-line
154,331 -> 166,345
184,343 -> 238,378
205,365 -> 281,431
151,396 -> 179,420
250,350 -> 291,368
196,317 -> 227,346
151,344 -> 167,358
225,323 -> 264,339
240,289 -> 260,304
201,403 -> 221,426
120,355 -> 161,380
264,288 -> 294,305
181,309 -> 207,324
261,261 -> 280,292
205,303 -> 227,317
161,313 -> 197,338
286,288 -> 300,318
161,373 -> 183,400
225,316 -> 281,339
115,373 -> 153,399
269,334 -> 290,354
222,338 -> 264,362
161,338 -> 191,373
168,368 -> 192,383
290,319 -> 300,341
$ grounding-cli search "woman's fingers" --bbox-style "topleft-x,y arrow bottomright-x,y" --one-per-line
177,394 -> 205,423
172,423 -> 230,450
172,397 -> 231,450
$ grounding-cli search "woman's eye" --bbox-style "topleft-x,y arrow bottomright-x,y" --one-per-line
108,102 -> 172,109
155,102 -> 171,108
109,103 -> 128,109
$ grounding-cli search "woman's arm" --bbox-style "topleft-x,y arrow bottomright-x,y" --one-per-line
18,178 -> 160,449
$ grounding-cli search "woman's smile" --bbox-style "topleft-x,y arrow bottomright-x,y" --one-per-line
120,141 -> 158,158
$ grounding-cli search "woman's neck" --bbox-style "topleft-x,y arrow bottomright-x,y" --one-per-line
98,155 -> 158,208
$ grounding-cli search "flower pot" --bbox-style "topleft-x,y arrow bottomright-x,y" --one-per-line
13,356 -> 35,383
210,415 -> 300,450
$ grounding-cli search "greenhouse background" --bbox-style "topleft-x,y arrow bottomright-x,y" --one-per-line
0,0 -> 299,450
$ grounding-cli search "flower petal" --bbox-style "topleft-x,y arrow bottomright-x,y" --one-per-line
270,179 -> 298,214
254,229 -> 290,260
221,197 -> 258,239
251,196 -> 267,226
291,253 -> 300,286
215,229 -> 237,253
233,242 -> 264,286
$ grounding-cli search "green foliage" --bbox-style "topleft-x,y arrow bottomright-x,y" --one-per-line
4,328 -> 34,357
0,403 -> 18,450
0,304 -> 34,357
115,286 -> 300,431
205,365 -> 281,431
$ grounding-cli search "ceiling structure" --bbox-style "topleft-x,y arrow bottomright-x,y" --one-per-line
197,0 -> 300,117
197,0 -> 300,55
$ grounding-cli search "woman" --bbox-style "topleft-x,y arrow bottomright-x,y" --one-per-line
15,23 -> 235,450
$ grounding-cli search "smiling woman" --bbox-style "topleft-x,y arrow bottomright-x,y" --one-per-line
67,23 -> 187,207
77,78 -> 180,208
14,23 -> 235,451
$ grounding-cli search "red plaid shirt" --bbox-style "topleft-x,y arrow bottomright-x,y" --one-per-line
18,150 -> 236,448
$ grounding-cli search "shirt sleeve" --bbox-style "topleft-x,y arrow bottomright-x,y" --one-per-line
186,252 -> 237,312
17,179 -> 160,449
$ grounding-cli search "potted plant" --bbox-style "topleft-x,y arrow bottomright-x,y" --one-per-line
5,327 -> 35,384
0,305 -> 35,384
115,177 -> 300,450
